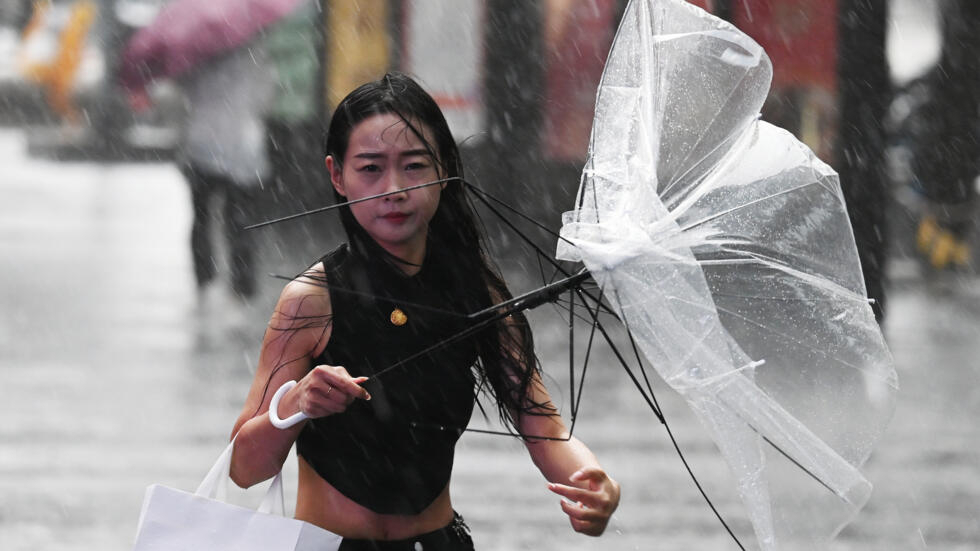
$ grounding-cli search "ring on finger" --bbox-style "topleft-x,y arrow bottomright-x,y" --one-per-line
324,385 -> 333,397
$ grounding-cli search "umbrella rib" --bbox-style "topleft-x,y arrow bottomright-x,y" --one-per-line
574,285 -> 664,423
733,250 -> 871,302
646,285 -> 886,389
710,292 -> 865,304
711,299 -> 887,381
655,285 -> 865,372
463,181 -> 573,247
694,248 -> 872,309
659,297 -> 884,496
658,63 -> 756,199
676,179 -> 823,234
464,183 -> 618,318
604,281 -> 849,519
568,289 -> 577,427
243,177 -> 461,229
595,280 -> 746,550
567,286 -> 604,436
607,288 -> 665,424
456,278 -> 597,442
268,274 -> 470,318
551,297 -> 603,325
411,312 -> 594,442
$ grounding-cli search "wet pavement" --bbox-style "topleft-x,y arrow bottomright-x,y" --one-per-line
1,126 -> 978,550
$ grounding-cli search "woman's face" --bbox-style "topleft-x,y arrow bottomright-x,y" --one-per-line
327,113 -> 444,263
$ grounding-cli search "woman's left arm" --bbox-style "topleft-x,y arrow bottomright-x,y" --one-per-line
519,376 -> 621,536
488,282 -> 619,535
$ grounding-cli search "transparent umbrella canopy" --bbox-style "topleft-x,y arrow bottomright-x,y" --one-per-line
557,0 -> 899,549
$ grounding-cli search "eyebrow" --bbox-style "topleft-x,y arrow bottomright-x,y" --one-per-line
353,149 -> 431,159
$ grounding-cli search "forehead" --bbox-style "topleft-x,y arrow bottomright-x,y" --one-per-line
346,113 -> 433,155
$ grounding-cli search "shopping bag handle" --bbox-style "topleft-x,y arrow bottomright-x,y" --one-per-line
196,439 -> 236,501
189,379 -> 309,515
258,468 -> 285,515
195,438 -> 286,516
269,380 -> 309,429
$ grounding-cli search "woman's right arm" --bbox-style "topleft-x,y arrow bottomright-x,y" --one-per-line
228,267 -> 369,488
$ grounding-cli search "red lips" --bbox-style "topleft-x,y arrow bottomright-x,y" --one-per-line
381,212 -> 410,223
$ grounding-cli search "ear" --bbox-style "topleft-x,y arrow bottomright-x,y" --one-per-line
325,155 -> 345,197
438,167 -> 450,190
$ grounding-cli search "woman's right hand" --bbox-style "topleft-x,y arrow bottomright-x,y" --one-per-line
290,364 -> 372,419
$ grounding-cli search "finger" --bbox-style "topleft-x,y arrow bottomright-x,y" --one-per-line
323,368 -> 371,400
560,499 -> 609,537
334,377 -> 370,401
558,496 -> 604,522
314,366 -> 372,400
307,398 -> 348,417
317,384 -> 361,411
351,377 -> 371,399
548,483 -> 600,508
301,383 -> 350,413
297,398 -> 333,418
309,384 -> 338,403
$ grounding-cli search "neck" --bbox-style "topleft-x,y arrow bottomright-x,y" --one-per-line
380,237 -> 426,276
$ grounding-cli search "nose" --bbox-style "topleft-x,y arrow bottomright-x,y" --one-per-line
382,171 -> 408,202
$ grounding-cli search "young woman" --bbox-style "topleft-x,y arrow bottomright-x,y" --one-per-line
229,72 -> 619,550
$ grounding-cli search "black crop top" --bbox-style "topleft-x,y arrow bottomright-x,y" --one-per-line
296,243 -> 481,514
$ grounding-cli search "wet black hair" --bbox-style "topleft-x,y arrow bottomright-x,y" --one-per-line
323,72 -> 553,432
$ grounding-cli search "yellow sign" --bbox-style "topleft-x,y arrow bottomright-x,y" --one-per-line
19,0 -> 98,122
325,0 -> 391,111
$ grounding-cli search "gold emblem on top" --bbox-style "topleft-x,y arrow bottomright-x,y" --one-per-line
390,308 -> 408,326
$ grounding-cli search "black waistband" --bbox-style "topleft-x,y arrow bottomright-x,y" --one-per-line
337,512 -> 474,551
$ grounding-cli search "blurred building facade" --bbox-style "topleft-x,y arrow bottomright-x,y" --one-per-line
1,0 -> 909,296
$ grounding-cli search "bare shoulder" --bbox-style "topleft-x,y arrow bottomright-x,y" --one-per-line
271,261 -> 332,329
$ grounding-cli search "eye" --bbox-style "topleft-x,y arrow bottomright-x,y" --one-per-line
358,164 -> 381,173
405,160 -> 430,171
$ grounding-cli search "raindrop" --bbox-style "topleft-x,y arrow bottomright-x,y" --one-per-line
741,0 -> 754,23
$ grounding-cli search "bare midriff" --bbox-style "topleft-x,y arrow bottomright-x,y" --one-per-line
294,456 -> 455,540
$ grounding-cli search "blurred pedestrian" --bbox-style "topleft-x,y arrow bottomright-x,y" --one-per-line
909,0 -> 980,271
120,0 -> 310,308
177,42 -> 275,305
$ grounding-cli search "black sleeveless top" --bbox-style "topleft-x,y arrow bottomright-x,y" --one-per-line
296,243 -> 481,514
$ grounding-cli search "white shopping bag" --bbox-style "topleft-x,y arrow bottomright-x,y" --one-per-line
132,440 -> 342,551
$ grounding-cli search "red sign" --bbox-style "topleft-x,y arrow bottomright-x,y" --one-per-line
732,0 -> 838,91
731,0 -> 840,160
685,0 -> 716,12
540,0 -> 618,162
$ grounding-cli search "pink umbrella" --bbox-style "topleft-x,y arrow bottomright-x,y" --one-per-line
119,0 -> 306,92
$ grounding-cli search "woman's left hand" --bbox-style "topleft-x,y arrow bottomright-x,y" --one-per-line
547,466 -> 621,536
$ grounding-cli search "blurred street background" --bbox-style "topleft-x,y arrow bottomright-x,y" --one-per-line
2,0 -> 979,549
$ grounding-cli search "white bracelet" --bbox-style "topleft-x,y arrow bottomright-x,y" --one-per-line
269,380 -> 309,429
